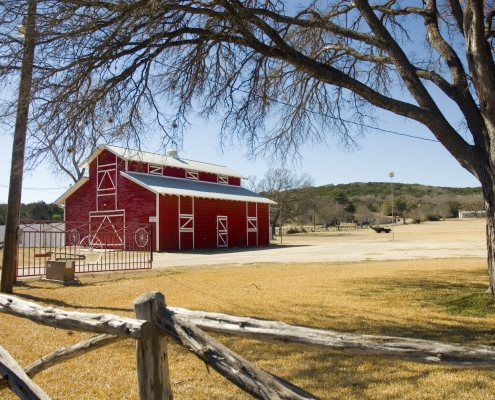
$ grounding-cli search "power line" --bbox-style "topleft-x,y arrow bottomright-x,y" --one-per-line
162,61 -> 442,143
237,88 -> 440,143
0,184 -> 68,194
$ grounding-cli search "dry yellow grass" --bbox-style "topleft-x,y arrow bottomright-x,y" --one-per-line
1,257 -> 495,399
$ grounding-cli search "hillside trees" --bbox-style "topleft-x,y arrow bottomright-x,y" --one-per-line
2,0 -> 495,290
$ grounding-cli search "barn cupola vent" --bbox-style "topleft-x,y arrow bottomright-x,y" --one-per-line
166,149 -> 179,159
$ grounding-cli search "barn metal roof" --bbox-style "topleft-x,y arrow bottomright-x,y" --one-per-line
122,172 -> 277,205
80,145 -> 247,179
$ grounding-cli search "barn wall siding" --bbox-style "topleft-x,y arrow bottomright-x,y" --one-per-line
98,149 -> 118,166
257,203 -> 270,246
127,160 -> 147,174
159,195 -> 179,251
199,171 -> 218,183
117,176 -> 156,225
164,166 -> 186,179
65,181 -> 94,222
229,177 -> 241,186
194,198 -> 247,249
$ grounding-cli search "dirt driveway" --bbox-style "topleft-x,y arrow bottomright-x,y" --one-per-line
153,218 -> 487,268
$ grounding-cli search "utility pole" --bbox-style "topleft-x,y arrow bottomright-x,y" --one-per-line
1,0 -> 37,293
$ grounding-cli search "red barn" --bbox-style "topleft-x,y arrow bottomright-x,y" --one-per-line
55,145 -> 276,251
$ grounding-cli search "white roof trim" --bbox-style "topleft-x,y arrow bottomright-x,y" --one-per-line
53,177 -> 89,205
80,144 -> 247,179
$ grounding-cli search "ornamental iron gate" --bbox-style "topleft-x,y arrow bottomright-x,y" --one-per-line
16,220 -> 152,279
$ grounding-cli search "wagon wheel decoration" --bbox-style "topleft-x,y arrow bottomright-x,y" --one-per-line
69,229 -> 80,246
134,228 -> 149,248
77,235 -> 104,265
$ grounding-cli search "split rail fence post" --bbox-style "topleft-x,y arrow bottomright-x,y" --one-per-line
134,292 -> 172,400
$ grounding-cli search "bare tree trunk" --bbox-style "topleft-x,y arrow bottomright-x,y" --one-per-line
485,197 -> 495,294
478,164 -> 495,294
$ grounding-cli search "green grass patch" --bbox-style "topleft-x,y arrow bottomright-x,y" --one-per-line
437,292 -> 495,317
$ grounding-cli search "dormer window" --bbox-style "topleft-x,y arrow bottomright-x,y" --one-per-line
149,164 -> 163,175
218,175 -> 228,184
186,170 -> 198,180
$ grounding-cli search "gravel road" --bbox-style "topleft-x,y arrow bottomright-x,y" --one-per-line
152,218 -> 486,268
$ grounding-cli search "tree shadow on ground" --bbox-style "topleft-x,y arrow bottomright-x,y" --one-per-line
11,292 -> 132,313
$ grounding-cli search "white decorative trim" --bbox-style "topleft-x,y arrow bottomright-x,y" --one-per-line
179,214 -> 194,232
186,170 -> 198,180
88,209 -> 126,248
149,164 -> 163,175
217,216 -> 228,248
218,175 -> 228,184
246,203 -> 258,246
178,196 -> 195,250
96,154 -> 118,211
97,170 -> 116,191
247,217 -> 257,232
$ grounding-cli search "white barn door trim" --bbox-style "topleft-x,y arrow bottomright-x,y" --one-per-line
246,203 -> 258,246
96,156 -> 117,211
217,216 -> 228,248
178,196 -> 195,250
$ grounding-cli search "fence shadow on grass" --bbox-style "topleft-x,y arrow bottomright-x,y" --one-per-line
12,292 -> 133,314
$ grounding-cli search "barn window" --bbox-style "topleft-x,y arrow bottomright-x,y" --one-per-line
218,175 -> 228,184
186,170 -> 198,180
149,164 -> 163,175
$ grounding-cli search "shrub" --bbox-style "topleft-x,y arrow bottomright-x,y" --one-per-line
286,227 -> 300,234
426,214 -> 440,221
411,218 -> 422,224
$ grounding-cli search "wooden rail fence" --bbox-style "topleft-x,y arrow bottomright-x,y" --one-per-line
3,292 -> 495,399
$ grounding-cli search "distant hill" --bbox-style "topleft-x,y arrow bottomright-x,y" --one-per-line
315,182 -> 482,200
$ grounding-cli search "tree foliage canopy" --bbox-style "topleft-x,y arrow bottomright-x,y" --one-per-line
1,0 -> 494,169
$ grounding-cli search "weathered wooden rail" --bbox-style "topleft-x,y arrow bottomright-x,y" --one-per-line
2,292 -> 495,399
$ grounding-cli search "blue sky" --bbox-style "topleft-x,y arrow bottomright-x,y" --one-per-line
0,109 -> 480,205
0,0 -> 481,204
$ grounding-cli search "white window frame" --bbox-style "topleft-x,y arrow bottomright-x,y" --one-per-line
186,170 -> 199,180
149,164 -> 163,175
218,175 -> 228,184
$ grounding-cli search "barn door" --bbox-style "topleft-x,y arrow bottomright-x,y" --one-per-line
88,210 -> 125,249
217,216 -> 228,248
